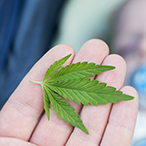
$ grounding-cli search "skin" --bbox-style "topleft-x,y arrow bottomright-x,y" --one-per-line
0,39 -> 138,146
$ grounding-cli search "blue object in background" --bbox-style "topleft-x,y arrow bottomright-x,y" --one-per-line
133,138 -> 146,146
0,0 -> 66,109
0,0 -> 24,73
131,65 -> 146,109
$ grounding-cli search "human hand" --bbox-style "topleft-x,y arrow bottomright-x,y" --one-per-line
0,39 -> 138,146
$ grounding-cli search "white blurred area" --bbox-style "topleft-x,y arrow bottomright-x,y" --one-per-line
132,111 -> 146,145
53,0 -> 126,53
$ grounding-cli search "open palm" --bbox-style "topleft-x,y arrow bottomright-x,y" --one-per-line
0,39 -> 138,146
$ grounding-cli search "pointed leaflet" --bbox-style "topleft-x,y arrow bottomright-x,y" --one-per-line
47,78 -> 134,106
43,54 -> 72,81
42,86 -> 50,120
44,86 -> 89,135
45,62 -> 115,82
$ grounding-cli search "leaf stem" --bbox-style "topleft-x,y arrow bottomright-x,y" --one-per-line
30,80 -> 42,85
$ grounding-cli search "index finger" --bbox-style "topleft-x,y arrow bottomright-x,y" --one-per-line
0,44 -> 75,141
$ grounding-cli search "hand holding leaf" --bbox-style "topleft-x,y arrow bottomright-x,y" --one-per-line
0,40 -> 138,146
30,54 -> 134,135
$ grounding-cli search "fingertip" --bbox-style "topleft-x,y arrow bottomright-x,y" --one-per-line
81,39 -> 109,55
103,54 -> 127,70
74,39 -> 109,63
50,44 -> 75,66
120,86 -> 139,107
42,43 -> 75,66
50,43 -> 75,57
97,54 -> 127,89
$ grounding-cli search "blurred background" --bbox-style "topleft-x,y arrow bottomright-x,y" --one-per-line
0,0 -> 146,145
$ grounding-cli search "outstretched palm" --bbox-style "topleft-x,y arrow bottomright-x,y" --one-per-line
0,40 -> 138,146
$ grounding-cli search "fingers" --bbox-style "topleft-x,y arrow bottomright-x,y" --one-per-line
0,39 -> 138,146
100,86 -> 138,146
0,44 -> 75,140
66,54 -> 127,146
29,39 -> 109,146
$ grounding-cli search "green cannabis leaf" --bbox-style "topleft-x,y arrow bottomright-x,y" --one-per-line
44,86 -> 89,134
30,54 -> 134,135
